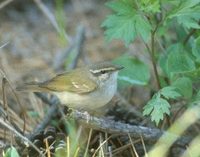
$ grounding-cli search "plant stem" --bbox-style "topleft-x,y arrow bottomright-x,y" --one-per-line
183,29 -> 196,44
183,21 -> 200,44
150,29 -> 161,89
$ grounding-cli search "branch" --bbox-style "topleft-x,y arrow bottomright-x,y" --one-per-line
35,93 -> 191,148
0,0 -> 13,10
150,29 -> 161,89
0,41 -> 9,49
0,118 -> 44,157
72,110 -> 191,148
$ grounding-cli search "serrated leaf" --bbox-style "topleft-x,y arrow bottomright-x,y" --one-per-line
178,15 -> 200,29
140,0 -> 160,13
143,94 -> 159,116
160,86 -> 182,99
143,94 -> 171,125
102,0 -> 152,45
113,55 -> 150,86
172,77 -> 193,99
164,43 -> 200,80
167,1 -> 200,29
167,44 -> 196,75
4,146 -> 20,157
106,0 -> 134,15
102,14 -> 137,45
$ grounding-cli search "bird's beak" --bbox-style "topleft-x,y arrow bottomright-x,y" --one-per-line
114,65 -> 124,71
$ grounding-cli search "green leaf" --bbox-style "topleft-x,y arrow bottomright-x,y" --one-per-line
167,44 -> 196,76
102,0 -> 152,45
135,15 -> 152,42
162,0 -> 180,6
159,52 -> 169,76
163,43 -> 200,80
172,77 -> 193,99
167,1 -> 200,29
178,68 -> 200,81
192,36 -> 200,63
140,0 -> 160,13
102,14 -> 137,45
113,55 -> 150,86
106,0 -> 135,15
160,86 -> 182,99
4,146 -> 20,157
143,94 -> 171,125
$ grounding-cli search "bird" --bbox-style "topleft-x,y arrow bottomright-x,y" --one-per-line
16,61 -> 123,110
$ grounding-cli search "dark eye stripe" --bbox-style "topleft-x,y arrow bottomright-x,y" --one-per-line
90,67 -> 116,74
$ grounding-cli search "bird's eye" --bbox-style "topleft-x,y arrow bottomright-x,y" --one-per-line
101,70 -> 106,74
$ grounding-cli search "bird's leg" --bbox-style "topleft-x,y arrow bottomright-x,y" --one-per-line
82,111 -> 91,123
72,110 -> 91,123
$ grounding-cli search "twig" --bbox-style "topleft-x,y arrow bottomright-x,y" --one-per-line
108,141 -> 140,156
35,93 -> 191,149
83,128 -> 93,157
128,133 -> 139,157
72,110 -> 191,148
0,0 -> 13,10
183,29 -> 197,45
2,77 -> 9,143
0,69 -> 26,134
140,135 -> 148,157
92,135 -> 113,157
33,0 -> 70,42
0,41 -> 9,49
0,118 -> 44,157
150,30 -> 161,89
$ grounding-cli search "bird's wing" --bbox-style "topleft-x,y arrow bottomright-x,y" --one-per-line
40,69 -> 97,94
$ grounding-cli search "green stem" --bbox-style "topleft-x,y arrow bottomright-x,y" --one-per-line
150,29 -> 161,90
183,20 -> 200,44
183,29 -> 196,45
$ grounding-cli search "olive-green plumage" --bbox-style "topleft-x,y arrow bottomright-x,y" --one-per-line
16,62 -> 123,109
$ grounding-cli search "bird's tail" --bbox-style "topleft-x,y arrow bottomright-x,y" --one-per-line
16,82 -> 49,92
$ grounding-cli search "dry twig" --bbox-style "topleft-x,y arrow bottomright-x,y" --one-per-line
0,0 -> 13,10
0,118 -> 44,157
72,110 -> 191,148
34,92 -> 191,149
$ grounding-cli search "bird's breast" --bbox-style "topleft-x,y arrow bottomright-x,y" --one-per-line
54,80 -> 117,110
